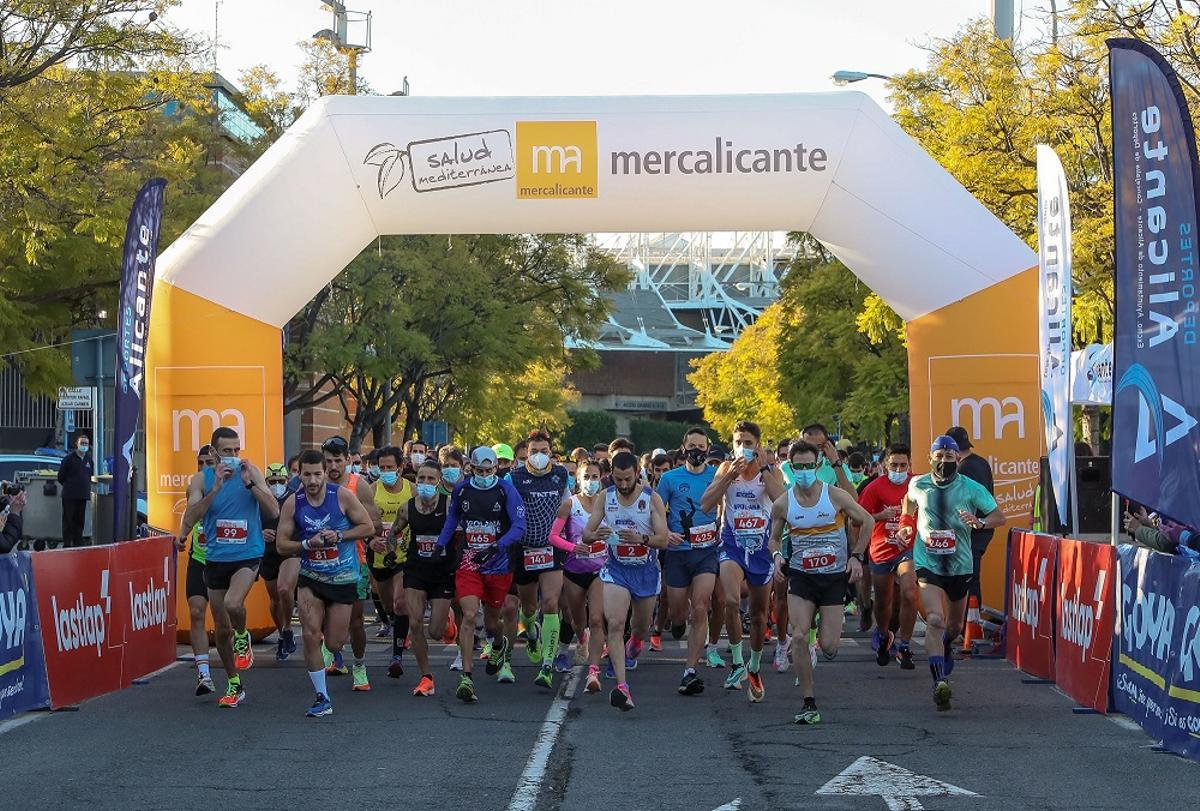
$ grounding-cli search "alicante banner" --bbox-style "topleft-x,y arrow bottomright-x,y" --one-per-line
1108,39 -> 1200,529
1037,144 -> 1073,527
113,178 -> 167,540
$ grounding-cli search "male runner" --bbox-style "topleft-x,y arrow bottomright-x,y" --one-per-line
437,446 -> 526,702
508,430 -> 572,690
582,451 -> 668,711
275,450 -> 375,717
394,460 -> 456,697
896,436 -> 1005,711
857,444 -> 919,668
702,421 -> 786,702
260,462 -> 300,662
366,445 -> 414,679
177,445 -> 216,695
438,446 -> 465,495
181,427 -> 279,708
656,426 -> 721,695
769,441 -> 874,724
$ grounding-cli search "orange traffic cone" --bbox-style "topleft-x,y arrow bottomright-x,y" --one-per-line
962,596 -> 984,655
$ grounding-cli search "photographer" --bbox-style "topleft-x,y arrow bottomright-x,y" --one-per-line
0,484 -> 27,554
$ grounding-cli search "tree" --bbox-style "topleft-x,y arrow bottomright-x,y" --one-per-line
562,409 -> 617,453
450,360 -> 580,448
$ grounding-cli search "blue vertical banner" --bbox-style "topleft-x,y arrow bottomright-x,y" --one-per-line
1108,39 -> 1200,530
0,553 -> 51,720
113,179 -> 167,541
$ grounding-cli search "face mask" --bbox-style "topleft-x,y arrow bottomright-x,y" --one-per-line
684,447 -> 707,467
221,456 -> 240,471
379,471 -> 399,486
582,479 -> 601,496
473,473 -> 497,489
887,470 -> 908,485
850,470 -> 867,485
410,453 -> 426,466
794,469 -> 817,488
269,483 -> 287,498
741,447 -> 755,462
529,452 -> 550,470
442,467 -> 462,484
566,475 -> 576,492
348,464 -> 361,474
369,465 -> 381,478
78,444 -> 89,455
932,460 -> 958,484
416,483 -> 438,499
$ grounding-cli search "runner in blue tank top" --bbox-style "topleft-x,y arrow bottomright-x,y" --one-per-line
182,426 -> 279,709
276,449 -> 375,717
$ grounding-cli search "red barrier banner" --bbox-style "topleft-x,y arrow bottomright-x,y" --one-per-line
31,546 -> 122,708
1054,538 -> 1115,713
1006,530 -> 1057,680
113,536 -> 177,686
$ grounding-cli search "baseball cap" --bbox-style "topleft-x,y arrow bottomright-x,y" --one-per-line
944,426 -> 972,451
472,446 -> 499,467
265,463 -> 287,479
492,443 -> 514,461
835,438 -> 853,451
930,435 -> 961,453
652,448 -> 667,458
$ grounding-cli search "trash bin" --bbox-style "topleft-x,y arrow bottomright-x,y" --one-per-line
92,474 -> 114,545
20,473 -> 66,543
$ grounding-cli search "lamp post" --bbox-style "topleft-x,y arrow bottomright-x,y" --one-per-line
313,1 -> 372,94
831,70 -> 895,86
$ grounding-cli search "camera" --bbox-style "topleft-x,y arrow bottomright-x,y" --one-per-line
1,481 -> 23,496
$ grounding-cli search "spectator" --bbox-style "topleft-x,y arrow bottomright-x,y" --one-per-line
945,425 -> 996,605
0,487 -> 27,554
57,433 -> 94,548
1124,506 -> 1198,554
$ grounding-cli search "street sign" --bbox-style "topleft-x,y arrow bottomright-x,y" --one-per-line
57,386 -> 95,410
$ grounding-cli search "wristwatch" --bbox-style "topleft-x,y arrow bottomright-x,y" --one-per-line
336,530 -> 344,543
851,552 -> 866,564
640,533 -> 650,545
245,480 -> 256,491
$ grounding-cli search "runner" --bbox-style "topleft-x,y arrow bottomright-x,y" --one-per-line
508,430 -> 572,690
656,426 -> 721,696
274,450 -> 375,717
394,459 -> 457,697
857,443 -> 919,668
438,446 -> 465,496
260,462 -> 300,662
896,436 -> 1005,711
436,446 -> 526,703
768,440 -> 874,724
581,451 -> 669,711
365,445 -> 414,679
180,426 -> 279,708
701,421 -> 786,702
176,445 -> 216,695
553,459 -> 607,693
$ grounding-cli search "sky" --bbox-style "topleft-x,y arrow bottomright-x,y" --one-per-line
162,0 -> 1006,109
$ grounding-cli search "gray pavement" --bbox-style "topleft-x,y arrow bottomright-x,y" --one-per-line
2,625 -> 1198,810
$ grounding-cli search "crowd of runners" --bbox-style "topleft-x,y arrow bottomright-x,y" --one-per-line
178,420 -> 1004,721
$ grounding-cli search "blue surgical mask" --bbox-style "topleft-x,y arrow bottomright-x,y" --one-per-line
379,471 -> 399,486
887,470 -> 908,486
442,467 -> 462,484
582,479 -> 601,496
369,465 -> 381,478
794,469 -> 817,488
741,447 -> 755,462
221,456 -> 240,471
77,444 -> 89,456
566,474 -> 576,492
416,483 -> 438,499
348,463 -> 361,474
473,474 -> 497,489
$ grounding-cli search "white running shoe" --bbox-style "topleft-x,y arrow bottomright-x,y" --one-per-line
450,651 -> 463,671
773,635 -> 791,673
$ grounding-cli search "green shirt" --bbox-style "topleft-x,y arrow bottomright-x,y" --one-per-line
908,473 -> 998,577
189,522 -> 206,565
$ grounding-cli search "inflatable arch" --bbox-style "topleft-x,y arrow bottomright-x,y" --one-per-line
150,92 -> 1041,631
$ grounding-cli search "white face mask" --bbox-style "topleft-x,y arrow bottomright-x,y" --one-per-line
887,470 -> 908,485
410,452 -> 426,466
269,483 -> 287,498
529,452 -> 550,470
581,479 -> 601,496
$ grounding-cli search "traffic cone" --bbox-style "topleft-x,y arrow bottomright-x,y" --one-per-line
962,596 -> 984,655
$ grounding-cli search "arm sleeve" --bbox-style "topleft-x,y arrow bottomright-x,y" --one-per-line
1134,524 -> 1175,553
549,516 -> 573,551
56,457 -> 69,484
436,489 -> 460,548
497,482 -> 527,549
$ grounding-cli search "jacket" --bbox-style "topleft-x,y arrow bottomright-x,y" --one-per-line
0,510 -> 23,554
57,452 -> 94,500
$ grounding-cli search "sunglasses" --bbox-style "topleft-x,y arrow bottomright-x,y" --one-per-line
321,436 -> 349,453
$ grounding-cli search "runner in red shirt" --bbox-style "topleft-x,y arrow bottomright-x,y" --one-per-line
856,443 -> 919,669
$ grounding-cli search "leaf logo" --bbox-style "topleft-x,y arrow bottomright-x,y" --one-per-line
364,142 -> 409,199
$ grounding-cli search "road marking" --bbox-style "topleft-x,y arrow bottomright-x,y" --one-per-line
1107,714 -> 1145,733
0,712 -> 47,737
816,756 -> 980,810
711,799 -> 742,810
506,665 -> 582,811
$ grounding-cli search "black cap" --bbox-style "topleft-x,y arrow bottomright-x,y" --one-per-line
945,426 -> 972,451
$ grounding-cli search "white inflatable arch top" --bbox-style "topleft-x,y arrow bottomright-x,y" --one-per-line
156,91 -> 1034,326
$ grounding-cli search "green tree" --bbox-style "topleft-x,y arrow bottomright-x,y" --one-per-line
562,409 -> 617,453
451,360 -> 579,447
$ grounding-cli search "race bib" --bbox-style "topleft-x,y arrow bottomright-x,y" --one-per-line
924,529 -> 956,555
214,518 -> 248,545
523,545 -> 554,571
414,534 -> 440,558
688,521 -> 719,548
306,545 -> 339,563
615,543 -> 650,564
578,540 -> 608,559
800,545 -> 838,572
466,530 -> 496,550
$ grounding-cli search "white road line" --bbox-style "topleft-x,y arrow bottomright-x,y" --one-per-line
1106,714 -> 1145,733
712,799 -> 742,810
0,712 -> 48,737
507,665 -> 582,811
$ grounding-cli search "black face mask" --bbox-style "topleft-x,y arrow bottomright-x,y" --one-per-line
932,460 -> 958,484
684,447 -> 707,467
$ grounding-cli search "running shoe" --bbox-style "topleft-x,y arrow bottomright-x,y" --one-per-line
773,636 -> 791,672
275,637 -> 287,662
724,665 -> 747,690
387,656 -> 404,679
517,621 -> 528,642
870,627 -> 882,652
283,628 -> 297,655
605,657 -> 616,680
553,651 -> 571,673
326,650 -> 348,675
794,699 -> 821,725
322,643 -> 332,670
450,652 -> 463,671
678,671 -> 704,696
574,633 -> 590,667
897,647 -> 915,670
525,619 -> 542,664
626,637 -> 644,669
352,664 -> 371,691
375,620 -> 391,638
232,631 -> 254,671
844,600 -> 857,617
876,631 -> 894,667
497,662 -> 515,684
456,675 -> 478,703
649,632 -> 663,652
486,635 -> 510,676
195,675 -> 215,696
306,693 -> 333,717
934,680 -> 952,711
822,647 -> 839,662
217,679 -> 244,708
412,675 -> 436,697
585,665 -> 601,693
610,684 -> 634,712
534,664 -> 554,690
746,670 -> 765,703
443,614 -> 458,645
480,639 -> 493,661
706,647 -> 727,669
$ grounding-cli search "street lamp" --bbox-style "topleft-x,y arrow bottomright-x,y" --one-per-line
831,70 -> 894,86
313,2 -> 372,94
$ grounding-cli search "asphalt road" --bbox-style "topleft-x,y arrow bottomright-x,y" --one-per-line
3,623 -> 1198,810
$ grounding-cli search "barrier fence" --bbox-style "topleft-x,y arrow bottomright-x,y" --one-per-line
0,536 -> 178,719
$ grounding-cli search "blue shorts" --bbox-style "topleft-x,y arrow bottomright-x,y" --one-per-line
663,546 -> 720,589
869,550 -> 914,576
719,541 -> 773,588
599,561 -> 662,600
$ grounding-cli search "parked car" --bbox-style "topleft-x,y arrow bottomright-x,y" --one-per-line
0,452 -> 148,540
